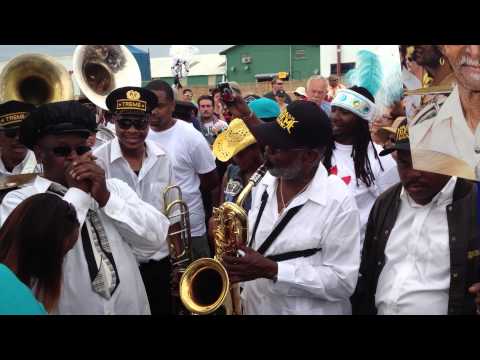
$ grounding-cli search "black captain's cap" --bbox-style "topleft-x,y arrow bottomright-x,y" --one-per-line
19,100 -> 97,150
106,87 -> 158,115
0,101 -> 36,129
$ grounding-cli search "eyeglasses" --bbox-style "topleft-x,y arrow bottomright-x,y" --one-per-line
116,117 -> 149,130
1,127 -> 20,139
45,145 -> 92,157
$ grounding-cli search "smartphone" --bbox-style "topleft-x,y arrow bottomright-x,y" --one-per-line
217,82 -> 236,104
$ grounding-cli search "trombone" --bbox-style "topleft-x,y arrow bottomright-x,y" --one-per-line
163,185 -> 193,315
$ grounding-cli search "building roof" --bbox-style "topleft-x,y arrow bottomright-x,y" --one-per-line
219,45 -> 238,55
150,53 -> 226,78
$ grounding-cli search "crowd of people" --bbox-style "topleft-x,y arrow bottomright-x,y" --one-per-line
0,45 -> 479,316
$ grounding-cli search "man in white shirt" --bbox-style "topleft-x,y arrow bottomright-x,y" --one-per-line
352,120 -> 480,315
145,80 -> 220,260
223,101 -> 361,315
409,45 -> 480,181
326,86 -> 399,246
0,101 -> 38,176
94,86 -> 179,315
0,100 -> 170,315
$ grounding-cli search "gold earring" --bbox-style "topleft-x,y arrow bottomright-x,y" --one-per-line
439,57 -> 445,66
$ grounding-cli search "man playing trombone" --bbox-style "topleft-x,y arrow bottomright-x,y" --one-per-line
94,86 -> 182,315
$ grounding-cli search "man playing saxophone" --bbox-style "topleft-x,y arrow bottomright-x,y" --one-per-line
223,101 -> 361,315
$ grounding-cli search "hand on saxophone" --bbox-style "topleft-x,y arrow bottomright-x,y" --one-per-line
223,244 -> 278,284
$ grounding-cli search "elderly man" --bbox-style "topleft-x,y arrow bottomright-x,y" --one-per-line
326,74 -> 345,102
306,75 -> 331,115
223,101 -> 361,315
409,45 -> 480,180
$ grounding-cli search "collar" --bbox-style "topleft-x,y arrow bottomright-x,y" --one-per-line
0,150 -> 35,174
109,138 -> 166,164
261,163 -> 328,206
437,85 -> 462,122
33,175 -> 54,193
400,176 -> 457,208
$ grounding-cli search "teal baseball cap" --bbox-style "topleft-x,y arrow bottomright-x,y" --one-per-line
248,97 -> 280,122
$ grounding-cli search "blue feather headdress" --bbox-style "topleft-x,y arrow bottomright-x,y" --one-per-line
343,47 -> 403,112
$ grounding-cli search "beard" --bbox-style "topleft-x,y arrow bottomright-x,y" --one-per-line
267,157 -> 303,180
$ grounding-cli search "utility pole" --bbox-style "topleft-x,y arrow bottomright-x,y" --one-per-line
336,45 -> 342,77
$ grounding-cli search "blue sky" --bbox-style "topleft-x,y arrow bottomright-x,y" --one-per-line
0,45 -> 233,62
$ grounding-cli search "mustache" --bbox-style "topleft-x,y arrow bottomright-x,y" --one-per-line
458,55 -> 480,66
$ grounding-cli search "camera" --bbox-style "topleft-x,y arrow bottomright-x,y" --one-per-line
217,82 -> 236,104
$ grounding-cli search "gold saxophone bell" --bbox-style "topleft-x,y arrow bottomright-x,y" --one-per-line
179,164 -> 267,315
72,45 -> 142,110
179,258 -> 230,315
0,53 -> 74,105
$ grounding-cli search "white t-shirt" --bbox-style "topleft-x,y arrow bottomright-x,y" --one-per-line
147,119 -> 216,236
202,119 -> 228,135
330,142 -> 399,246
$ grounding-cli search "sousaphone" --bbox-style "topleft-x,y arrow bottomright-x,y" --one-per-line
72,45 -> 142,110
0,53 -> 74,105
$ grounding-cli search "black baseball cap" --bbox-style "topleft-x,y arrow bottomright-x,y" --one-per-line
19,100 -> 97,150
251,100 -> 332,149
379,118 -> 410,156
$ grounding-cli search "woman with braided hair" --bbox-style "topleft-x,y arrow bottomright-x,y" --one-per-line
323,85 -> 399,245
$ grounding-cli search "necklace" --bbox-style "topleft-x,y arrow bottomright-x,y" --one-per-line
279,178 -> 311,212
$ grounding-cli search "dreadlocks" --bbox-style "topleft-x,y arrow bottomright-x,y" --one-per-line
324,86 -> 385,187
324,117 -> 384,187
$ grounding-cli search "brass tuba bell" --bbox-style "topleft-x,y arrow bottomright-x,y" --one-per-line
73,45 -> 142,110
0,53 -> 74,106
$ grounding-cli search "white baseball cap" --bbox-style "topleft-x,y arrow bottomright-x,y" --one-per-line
294,87 -> 306,97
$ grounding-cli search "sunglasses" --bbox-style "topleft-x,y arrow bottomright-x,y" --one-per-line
2,127 -> 20,139
45,145 -> 92,157
116,117 -> 149,130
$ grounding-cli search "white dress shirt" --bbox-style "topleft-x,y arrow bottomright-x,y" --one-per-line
94,138 -> 176,261
242,164 -> 361,315
410,85 -> 480,180
0,150 -> 38,176
0,176 -> 170,315
331,142 -> 399,246
375,176 -> 457,315
147,120 -> 216,237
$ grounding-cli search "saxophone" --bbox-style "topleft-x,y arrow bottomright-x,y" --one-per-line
179,163 -> 267,315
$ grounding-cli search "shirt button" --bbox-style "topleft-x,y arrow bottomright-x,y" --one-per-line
447,205 -> 453,211
377,261 -> 382,266
451,236 -> 456,242
452,273 -> 458,279
384,230 -> 389,235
